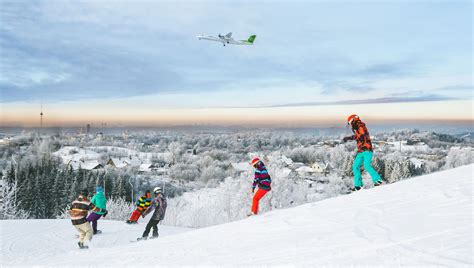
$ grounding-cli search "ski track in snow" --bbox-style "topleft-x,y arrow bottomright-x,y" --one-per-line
1,164 -> 472,267
1,219 -> 191,266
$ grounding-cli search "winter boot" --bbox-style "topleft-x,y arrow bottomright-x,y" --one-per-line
137,236 -> 148,241
352,186 -> 362,192
78,242 -> 88,249
374,181 -> 383,187
93,230 -> 102,235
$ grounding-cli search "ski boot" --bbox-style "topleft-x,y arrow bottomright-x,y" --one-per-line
137,236 -> 148,241
78,242 -> 89,249
351,186 -> 362,192
374,180 -> 383,187
93,230 -> 102,235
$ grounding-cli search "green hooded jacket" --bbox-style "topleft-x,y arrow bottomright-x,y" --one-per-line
91,192 -> 107,215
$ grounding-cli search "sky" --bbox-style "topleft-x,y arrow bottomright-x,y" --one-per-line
0,0 -> 472,127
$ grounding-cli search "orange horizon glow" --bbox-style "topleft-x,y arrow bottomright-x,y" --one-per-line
1,100 -> 472,128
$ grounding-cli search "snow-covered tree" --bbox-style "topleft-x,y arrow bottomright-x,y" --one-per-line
0,179 -> 29,220
444,148 -> 473,169
104,197 -> 135,221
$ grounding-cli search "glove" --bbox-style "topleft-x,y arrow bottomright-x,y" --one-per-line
103,210 -> 108,217
342,136 -> 350,142
251,187 -> 255,193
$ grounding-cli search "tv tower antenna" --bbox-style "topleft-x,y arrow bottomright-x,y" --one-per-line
40,102 -> 44,128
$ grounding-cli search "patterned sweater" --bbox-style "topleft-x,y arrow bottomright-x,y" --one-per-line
346,120 -> 373,153
143,195 -> 167,221
136,193 -> 152,212
252,162 -> 272,191
69,195 -> 91,225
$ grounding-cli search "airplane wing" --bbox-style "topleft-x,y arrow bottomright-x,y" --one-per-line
225,32 -> 232,38
197,35 -> 223,42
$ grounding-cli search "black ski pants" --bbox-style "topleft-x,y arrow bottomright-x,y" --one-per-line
142,218 -> 160,238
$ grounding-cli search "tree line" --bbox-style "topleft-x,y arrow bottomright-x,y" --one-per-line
3,157 -> 133,219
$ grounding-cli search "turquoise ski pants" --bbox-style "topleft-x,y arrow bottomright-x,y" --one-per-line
352,151 -> 381,187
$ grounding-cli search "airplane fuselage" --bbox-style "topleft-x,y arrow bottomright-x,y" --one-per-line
197,33 -> 256,46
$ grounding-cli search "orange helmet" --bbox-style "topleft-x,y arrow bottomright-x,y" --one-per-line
251,157 -> 260,166
347,114 -> 359,125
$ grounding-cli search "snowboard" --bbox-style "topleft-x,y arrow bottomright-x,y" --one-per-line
130,236 -> 158,243
347,181 -> 384,194
77,242 -> 89,249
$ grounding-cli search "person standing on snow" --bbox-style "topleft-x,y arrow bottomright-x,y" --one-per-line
87,186 -> 107,234
69,189 -> 93,249
248,157 -> 271,216
138,187 -> 167,240
126,190 -> 152,224
342,114 -> 383,191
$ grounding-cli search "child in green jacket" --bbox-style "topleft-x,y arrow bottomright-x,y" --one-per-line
86,186 -> 107,234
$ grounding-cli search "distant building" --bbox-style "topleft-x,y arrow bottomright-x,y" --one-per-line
139,163 -> 164,173
107,156 -> 141,169
296,162 -> 330,177
69,160 -> 103,171
86,124 -> 91,133
310,162 -> 329,174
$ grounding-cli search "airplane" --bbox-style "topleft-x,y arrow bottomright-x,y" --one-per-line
197,32 -> 256,46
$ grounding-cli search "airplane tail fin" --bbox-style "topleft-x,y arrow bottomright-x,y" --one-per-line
247,35 -> 256,44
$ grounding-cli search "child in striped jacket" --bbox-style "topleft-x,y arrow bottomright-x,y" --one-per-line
69,189 -> 93,249
127,190 -> 152,224
249,157 -> 271,216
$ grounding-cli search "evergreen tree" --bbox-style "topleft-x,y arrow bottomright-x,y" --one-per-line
112,175 -> 127,199
389,162 -> 402,183
372,157 -> 385,181
6,164 -> 15,185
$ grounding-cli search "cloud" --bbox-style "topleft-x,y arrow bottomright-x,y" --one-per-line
0,0 -> 471,106
264,94 -> 457,108
436,84 -> 473,92
358,61 -> 414,78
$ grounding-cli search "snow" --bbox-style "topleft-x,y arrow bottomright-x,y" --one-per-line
281,155 -> 293,165
409,157 -> 424,169
231,162 -> 250,172
296,165 -> 319,174
1,164 -> 472,266
74,160 -> 102,170
386,141 -> 430,152
139,163 -> 153,172
108,156 -> 142,168
53,146 -> 172,166
1,219 -> 191,266
53,146 -> 101,164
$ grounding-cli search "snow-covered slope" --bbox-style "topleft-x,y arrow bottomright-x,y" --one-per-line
1,219 -> 190,266
2,165 -> 473,267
